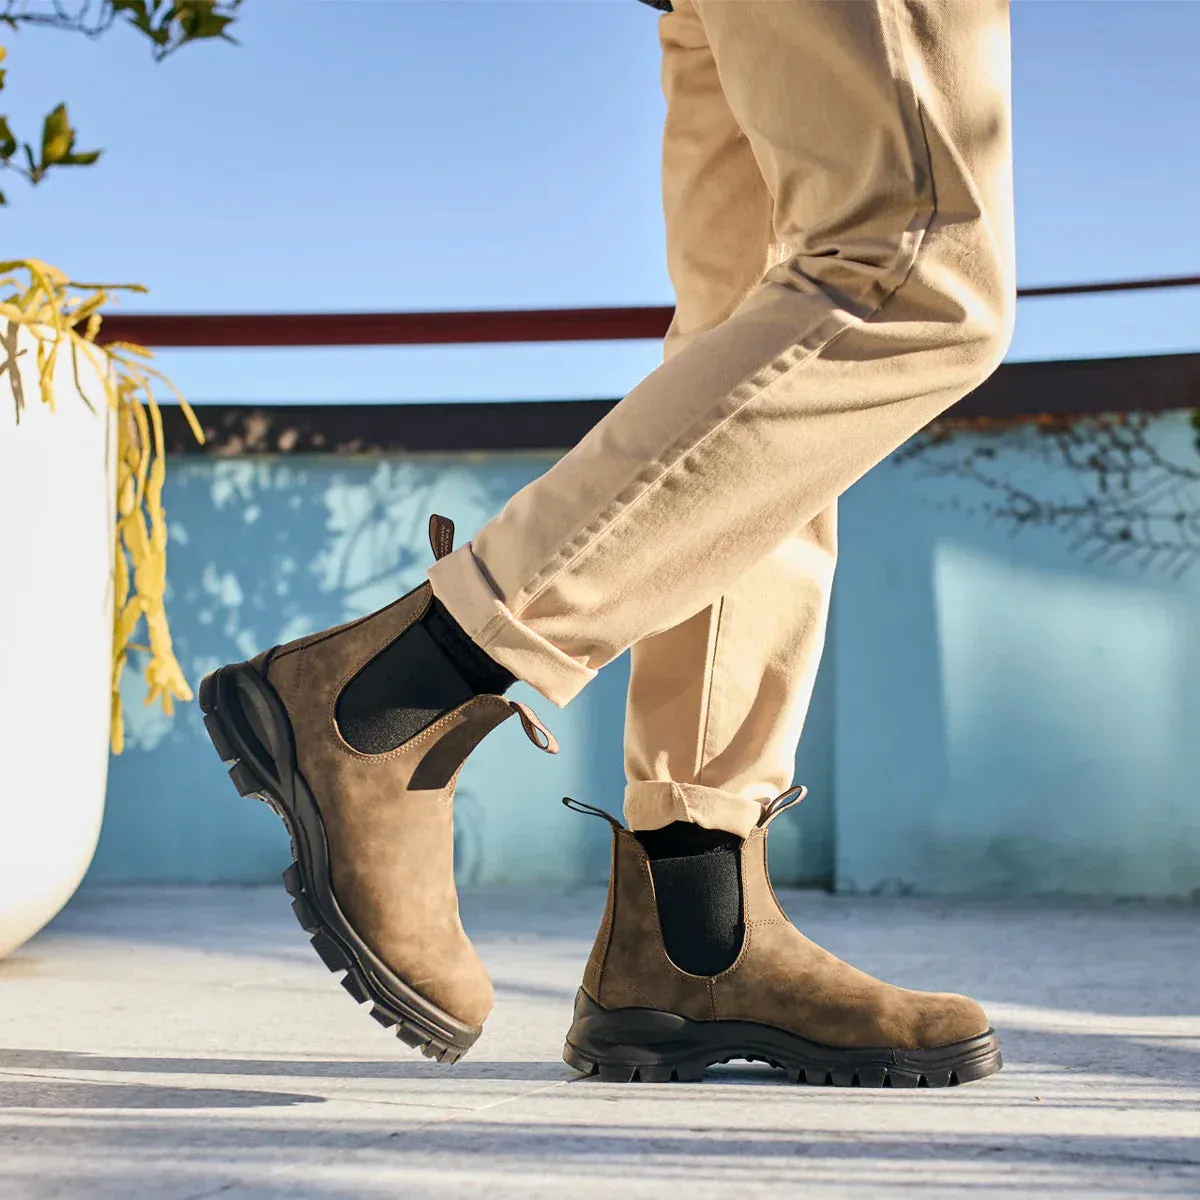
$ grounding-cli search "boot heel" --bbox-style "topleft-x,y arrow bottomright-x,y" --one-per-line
562,989 -> 711,1083
204,663 -> 289,770
564,1040 -> 707,1084
199,664 -> 302,847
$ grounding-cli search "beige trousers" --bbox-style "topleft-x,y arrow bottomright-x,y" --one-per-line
428,0 -> 1017,838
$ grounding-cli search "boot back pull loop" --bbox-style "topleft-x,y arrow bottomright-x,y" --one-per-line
561,796 -> 626,832
757,783 -> 808,828
429,513 -> 456,561
426,512 -> 558,757
509,699 -> 560,754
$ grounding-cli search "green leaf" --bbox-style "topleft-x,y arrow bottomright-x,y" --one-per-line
111,1 -> 151,23
0,115 -> 14,159
112,0 -> 158,39
59,149 -> 102,166
177,8 -> 235,41
40,103 -> 74,166
0,188 -> 6,206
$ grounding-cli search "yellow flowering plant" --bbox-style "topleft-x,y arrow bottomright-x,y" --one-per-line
1,260 -> 204,752
0,2 -> 241,750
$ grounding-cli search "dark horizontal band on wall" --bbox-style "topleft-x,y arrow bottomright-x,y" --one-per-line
160,350 -> 1200,456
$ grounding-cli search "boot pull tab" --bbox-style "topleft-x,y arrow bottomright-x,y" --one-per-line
561,796 -> 626,832
428,513 -> 455,561
508,698 -> 559,754
757,783 -> 808,828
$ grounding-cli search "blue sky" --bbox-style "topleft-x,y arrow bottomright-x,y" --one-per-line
5,0 -> 1199,405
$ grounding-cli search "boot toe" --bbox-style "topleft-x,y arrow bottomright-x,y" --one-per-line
412,942 -> 496,1031
916,992 -> 990,1048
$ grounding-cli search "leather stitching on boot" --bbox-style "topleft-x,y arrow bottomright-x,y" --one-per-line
291,650 -> 306,713
326,690 -> 510,764
271,607 -> 380,663
587,841 -> 618,995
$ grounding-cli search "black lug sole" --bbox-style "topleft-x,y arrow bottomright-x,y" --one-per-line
563,989 -> 1002,1088
198,661 -> 480,1064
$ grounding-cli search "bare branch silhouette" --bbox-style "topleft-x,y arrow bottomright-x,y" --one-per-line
893,411 -> 1200,581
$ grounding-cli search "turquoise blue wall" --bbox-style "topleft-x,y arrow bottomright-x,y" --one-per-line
834,412 -> 1200,899
84,412 -> 1200,898
85,452 -> 835,890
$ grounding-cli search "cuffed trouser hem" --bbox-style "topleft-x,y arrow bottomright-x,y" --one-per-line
624,780 -> 765,840
426,541 -> 596,709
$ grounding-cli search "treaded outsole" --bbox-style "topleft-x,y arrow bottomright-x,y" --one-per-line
563,1041 -> 986,1087
199,668 -> 472,1065
562,990 -> 1002,1088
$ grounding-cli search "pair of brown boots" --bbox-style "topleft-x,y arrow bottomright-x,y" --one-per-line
200,515 -> 1001,1088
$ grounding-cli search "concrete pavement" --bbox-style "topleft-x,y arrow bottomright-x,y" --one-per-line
1,884 -> 1197,1198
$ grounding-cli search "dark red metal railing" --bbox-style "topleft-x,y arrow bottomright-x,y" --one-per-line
88,271 -> 1200,453
95,273 -> 1200,349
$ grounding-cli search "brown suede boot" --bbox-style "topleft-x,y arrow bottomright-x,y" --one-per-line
198,514 -> 558,1063
562,789 -> 1002,1087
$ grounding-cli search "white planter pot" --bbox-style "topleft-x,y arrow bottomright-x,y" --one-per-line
0,324 -> 116,959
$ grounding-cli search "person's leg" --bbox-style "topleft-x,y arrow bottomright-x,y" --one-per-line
202,0 -> 1015,1071
622,0 -> 836,841
425,1 -> 1017,853
555,0 -> 1013,1086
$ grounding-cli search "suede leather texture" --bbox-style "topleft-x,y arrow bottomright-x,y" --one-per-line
585,823 -> 989,1050
262,581 -> 511,1030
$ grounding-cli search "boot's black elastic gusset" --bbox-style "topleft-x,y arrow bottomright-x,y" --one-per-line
422,594 -> 518,696
336,595 -> 516,755
635,821 -> 745,976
